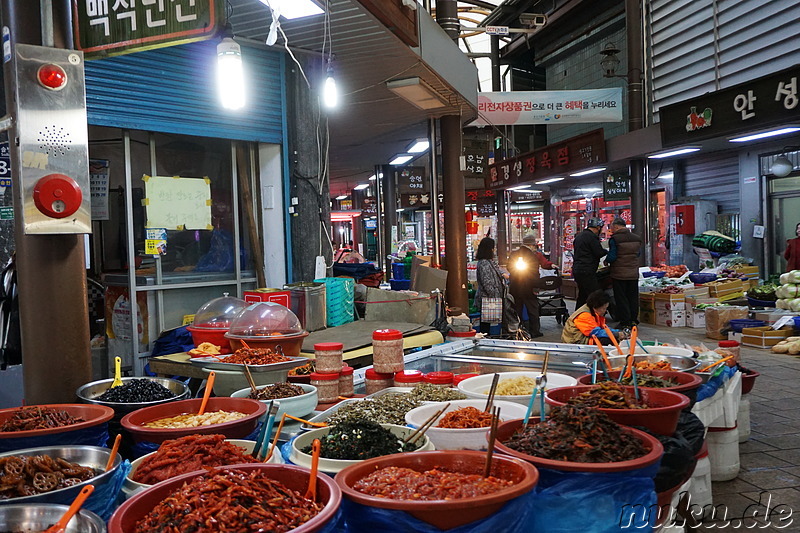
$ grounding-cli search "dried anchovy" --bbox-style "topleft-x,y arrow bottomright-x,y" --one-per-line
0,407 -> 83,432
250,382 -> 305,400
328,393 -> 421,426
409,383 -> 467,401
0,455 -> 95,499
96,379 -> 176,403
566,381 -> 647,409
134,469 -> 322,533
504,405 -> 648,463
303,420 -> 419,460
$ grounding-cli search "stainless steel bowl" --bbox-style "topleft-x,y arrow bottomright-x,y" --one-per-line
604,354 -> 701,373
0,504 -> 105,533
0,446 -> 122,506
75,377 -> 190,414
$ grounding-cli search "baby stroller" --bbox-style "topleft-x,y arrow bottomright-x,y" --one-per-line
534,268 -> 569,326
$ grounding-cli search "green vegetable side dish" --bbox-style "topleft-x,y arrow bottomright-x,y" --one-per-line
409,383 -> 467,402
618,375 -> 679,388
303,420 -> 420,460
328,393 -> 422,426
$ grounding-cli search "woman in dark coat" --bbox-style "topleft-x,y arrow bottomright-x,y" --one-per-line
475,237 -> 507,334
785,223 -> 800,271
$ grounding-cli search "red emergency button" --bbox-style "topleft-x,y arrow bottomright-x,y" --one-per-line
37,64 -> 68,91
33,174 -> 82,218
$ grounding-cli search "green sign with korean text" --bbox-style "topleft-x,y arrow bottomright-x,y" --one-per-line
603,171 -> 630,201
73,0 -> 223,58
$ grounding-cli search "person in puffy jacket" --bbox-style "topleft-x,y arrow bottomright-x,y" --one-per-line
606,218 -> 642,328
561,290 -> 628,345
572,218 -> 608,309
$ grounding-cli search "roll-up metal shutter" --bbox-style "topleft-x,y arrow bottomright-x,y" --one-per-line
684,151 -> 739,213
84,41 -> 284,143
647,0 -> 800,118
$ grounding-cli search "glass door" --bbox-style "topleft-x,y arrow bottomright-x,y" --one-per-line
769,194 -> 800,274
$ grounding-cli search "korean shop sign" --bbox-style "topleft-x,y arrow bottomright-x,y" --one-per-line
603,171 -> 630,201
486,129 -> 606,190
660,65 -> 800,147
73,0 -> 223,58
397,166 -> 427,195
472,89 -> 623,126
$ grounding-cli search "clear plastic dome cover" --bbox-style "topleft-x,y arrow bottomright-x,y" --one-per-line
192,294 -> 248,329
227,302 -> 304,337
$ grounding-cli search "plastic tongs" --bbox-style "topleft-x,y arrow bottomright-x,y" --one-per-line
523,351 -> 549,425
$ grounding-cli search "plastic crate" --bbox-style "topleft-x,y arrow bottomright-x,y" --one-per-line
389,279 -> 411,291
728,319 -> 765,332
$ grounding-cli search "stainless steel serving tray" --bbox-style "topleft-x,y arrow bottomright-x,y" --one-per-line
188,354 -> 308,373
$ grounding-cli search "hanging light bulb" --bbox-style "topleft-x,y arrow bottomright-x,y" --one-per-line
217,28 -> 245,110
323,59 -> 338,108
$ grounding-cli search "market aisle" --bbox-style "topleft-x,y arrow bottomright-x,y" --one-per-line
537,315 -> 800,532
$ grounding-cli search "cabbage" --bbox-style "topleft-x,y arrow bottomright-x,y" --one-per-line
780,273 -> 791,285
777,299 -> 788,310
784,284 -> 799,299
790,298 -> 800,312
790,270 -> 800,284
776,286 -> 786,299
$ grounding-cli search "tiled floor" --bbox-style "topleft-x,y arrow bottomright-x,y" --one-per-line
535,312 -> 800,532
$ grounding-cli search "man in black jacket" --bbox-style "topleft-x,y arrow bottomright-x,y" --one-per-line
572,218 -> 608,309
606,218 -> 642,327
509,235 -> 544,338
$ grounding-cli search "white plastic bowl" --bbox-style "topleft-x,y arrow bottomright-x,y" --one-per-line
609,344 -> 694,357
405,399 -> 528,450
457,371 -> 577,412
290,424 -> 434,475
231,383 -> 318,420
201,367 -> 290,396
123,438 -> 282,498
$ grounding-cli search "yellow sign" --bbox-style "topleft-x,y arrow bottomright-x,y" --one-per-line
182,314 -> 196,326
145,239 -> 167,255
143,175 -> 212,230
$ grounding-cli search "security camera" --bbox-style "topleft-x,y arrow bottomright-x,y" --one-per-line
519,13 -> 547,28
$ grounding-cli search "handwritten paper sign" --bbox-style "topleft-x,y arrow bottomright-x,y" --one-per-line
89,159 -> 110,220
143,175 -> 212,230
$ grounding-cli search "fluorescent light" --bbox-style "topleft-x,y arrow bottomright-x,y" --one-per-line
569,167 -> 606,177
408,139 -> 430,153
508,185 -> 531,191
260,0 -> 323,19
535,177 -> 565,184
323,70 -> 337,108
387,77 -> 449,110
648,147 -> 701,159
729,127 -> 800,143
580,187 -> 601,192
396,208 -> 404,212
216,37 -> 245,110
354,183 -> 370,190
390,154 -> 413,165
369,172 -> 384,181
335,195 -> 348,200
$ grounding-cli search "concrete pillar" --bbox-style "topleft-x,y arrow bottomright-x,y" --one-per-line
1,0 -> 92,403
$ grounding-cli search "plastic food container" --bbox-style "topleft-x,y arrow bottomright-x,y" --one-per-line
494,418 -> 663,473
290,424 -> 434,475
334,450 -> 538,530
224,302 -> 309,355
188,294 -> 248,349
544,385 -> 690,436
728,319 -> 765,333
311,372 -> 341,403
718,340 -> 741,363
120,397 -> 266,444
739,366 -> 760,395
405,399 -> 528,450
109,464 -> 342,533
457,372 -> 578,410
314,342 -> 344,374
0,404 -> 115,453
576,370 -> 703,406
339,366 -> 355,397
453,373 -> 479,387
394,370 -> 424,387
372,329 -> 404,373
424,371 -> 454,387
365,368 -> 395,395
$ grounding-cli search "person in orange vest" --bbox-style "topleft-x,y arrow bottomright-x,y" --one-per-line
561,290 -> 629,345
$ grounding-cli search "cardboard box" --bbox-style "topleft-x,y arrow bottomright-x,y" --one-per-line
740,325 -> 794,348
243,289 -> 291,307
655,300 -> 686,311
640,309 -> 656,325
683,286 -> 710,298
719,291 -> 746,303
753,310 -> 795,324
704,279 -> 745,298
656,308 -> 686,327
734,265 -> 760,280
653,293 -> 686,303
639,294 -> 655,311
688,309 -> 706,328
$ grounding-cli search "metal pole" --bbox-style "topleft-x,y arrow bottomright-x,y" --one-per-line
428,118 -> 441,267
626,0 -> 646,261
490,36 -> 501,92
373,164 -> 384,271
3,0 -> 92,403
381,164 -> 397,278
441,115 -> 468,311
435,0 -> 460,39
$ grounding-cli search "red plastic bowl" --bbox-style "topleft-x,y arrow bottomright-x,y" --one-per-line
494,418 -> 664,473
335,450 -> 538,530
109,464 -> 341,533
545,385 -> 689,435
120,397 -> 266,444
739,367 -> 759,395
0,404 -> 114,439
186,324 -> 231,350
577,370 -> 702,405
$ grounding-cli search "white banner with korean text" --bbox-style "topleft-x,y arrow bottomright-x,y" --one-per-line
472,89 -> 623,126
